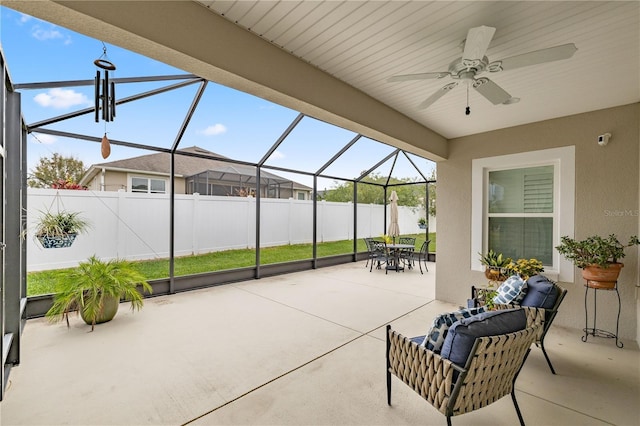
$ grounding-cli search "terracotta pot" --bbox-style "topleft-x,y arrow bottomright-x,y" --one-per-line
484,267 -> 508,282
582,263 -> 623,289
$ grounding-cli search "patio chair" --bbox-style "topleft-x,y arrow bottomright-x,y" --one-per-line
410,240 -> 430,274
472,277 -> 567,374
398,237 -> 416,268
367,240 -> 389,272
507,279 -> 567,375
386,307 -> 545,426
363,238 -> 376,269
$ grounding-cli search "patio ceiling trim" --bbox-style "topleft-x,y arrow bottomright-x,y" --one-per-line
3,0 -> 447,161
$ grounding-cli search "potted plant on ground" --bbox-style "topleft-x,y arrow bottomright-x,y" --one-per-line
555,234 -> 640,289
418,217 -> 427,229
46,255 -> 153,331
33,209 -> 90,248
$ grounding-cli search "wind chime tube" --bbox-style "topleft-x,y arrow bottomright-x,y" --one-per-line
102,70 -> 109,121
110,81 -> 116,121
94,70 -> 100,123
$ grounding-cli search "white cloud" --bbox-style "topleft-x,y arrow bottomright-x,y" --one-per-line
270,150 -> 285,160
30,133 -> 57,145
18,14 -> 31,24
31,25 -> 64,41
200,124 -> 227,136
33,89 -> 91,109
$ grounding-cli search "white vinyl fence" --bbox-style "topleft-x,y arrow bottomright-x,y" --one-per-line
26,189 -> 434,271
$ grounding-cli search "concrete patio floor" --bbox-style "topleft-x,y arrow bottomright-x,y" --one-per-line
1,261 -> 638,425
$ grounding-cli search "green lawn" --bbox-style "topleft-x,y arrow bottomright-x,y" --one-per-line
27,233 -> 435,296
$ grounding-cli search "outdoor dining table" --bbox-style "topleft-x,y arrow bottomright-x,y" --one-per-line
385,243 -> 415,272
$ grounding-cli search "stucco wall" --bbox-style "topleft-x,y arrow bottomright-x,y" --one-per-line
437,103 -> 640,342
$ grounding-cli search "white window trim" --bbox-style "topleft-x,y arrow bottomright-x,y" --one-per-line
471,146 -> 575,282
129,174 -> 168,194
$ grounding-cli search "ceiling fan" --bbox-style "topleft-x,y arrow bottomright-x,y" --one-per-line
388,26 -> 577,114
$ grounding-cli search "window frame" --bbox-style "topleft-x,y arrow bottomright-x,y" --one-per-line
129,175 -> 167,194
471,147 -> 575,282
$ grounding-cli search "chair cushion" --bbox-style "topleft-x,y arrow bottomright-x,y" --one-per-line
493,275 -> 527,305
420,307 -> 486,353
520,275 -> 558,309
440,308 -> 527,367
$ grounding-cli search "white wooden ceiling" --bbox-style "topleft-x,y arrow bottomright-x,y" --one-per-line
196,1 -> 639,139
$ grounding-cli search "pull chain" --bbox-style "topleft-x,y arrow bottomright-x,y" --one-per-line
465,82 -> 471,115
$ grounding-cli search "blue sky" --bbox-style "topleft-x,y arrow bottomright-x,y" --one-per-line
1,6 -> 434,188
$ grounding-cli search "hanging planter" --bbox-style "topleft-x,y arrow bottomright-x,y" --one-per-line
37,233 -> 78,249
33,210 -> 90,249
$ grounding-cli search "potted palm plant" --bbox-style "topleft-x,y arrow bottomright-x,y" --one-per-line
417,217 -> 427,229
33,209 -> 90,248
46,255 -> 152,331
556,234 -> 640,289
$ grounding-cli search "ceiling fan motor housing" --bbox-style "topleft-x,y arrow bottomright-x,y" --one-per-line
448,56 -> 488,79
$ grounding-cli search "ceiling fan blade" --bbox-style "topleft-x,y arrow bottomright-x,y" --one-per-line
463,26 -> 496,62
418,82 -> 458,109
387,72 -> 449,82
488,43 -> 578,72
473,77 -> 512,105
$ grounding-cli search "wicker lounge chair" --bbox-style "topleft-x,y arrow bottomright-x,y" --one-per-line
386,307 -> 544,426
473,278 -> 567,374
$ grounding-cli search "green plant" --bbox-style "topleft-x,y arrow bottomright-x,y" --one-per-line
34,209 -> 90,237
46,255 -> 152,331
418,217 -> 427,226
555,234 -> 640,269
478,250 -> 512,268
507,258 -> 544,278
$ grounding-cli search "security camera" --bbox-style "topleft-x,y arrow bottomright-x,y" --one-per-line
597,133 -> 611,146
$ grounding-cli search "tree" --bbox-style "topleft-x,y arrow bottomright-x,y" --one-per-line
321,171 -> 436,215
28,153 -> 86,188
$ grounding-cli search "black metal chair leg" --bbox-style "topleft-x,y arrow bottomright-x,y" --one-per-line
386,371 -> 391,405
540,339 -> 556,375
386,325 -> 392,405
511,390 -> 526,426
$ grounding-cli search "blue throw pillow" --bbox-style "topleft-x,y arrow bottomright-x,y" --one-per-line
493,275 -> 527,305
440,308 -> 527,367
420,307 -> 486,353
521,275 -> 558,309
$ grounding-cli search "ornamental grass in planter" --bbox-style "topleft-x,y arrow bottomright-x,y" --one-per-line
33,209 -> 90,248
46,255 -> 152,331
555,234 -> 640,288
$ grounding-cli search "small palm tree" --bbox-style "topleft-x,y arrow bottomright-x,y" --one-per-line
46,256 -> 152,331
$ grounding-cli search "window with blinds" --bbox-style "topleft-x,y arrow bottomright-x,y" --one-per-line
487,165 -> 554,265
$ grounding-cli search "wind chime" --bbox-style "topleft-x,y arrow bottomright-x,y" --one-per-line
94,44 -> 116,159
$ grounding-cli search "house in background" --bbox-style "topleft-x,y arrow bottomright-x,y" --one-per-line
79,146 -> 313,200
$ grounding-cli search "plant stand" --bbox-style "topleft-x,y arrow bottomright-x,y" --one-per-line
582,281 -> 623,348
